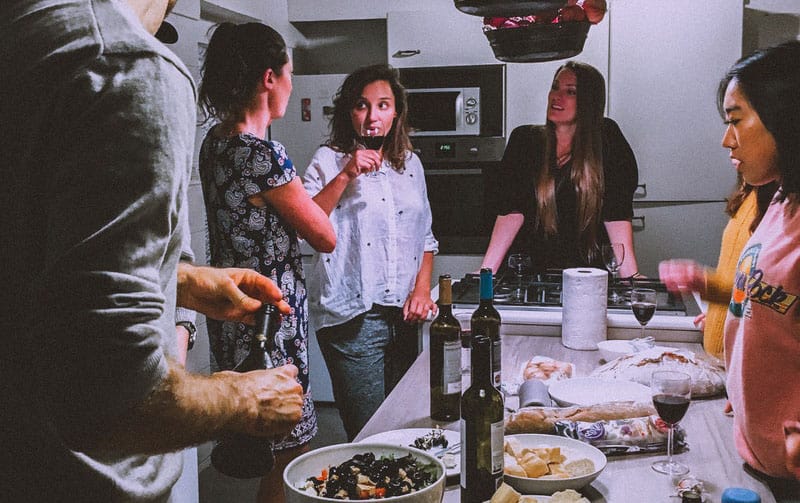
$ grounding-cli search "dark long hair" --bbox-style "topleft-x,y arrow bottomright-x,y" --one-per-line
717,40 -> 800,209
198,22 -> 288,124
327,64 -> 412,171
536,61 -> 605,262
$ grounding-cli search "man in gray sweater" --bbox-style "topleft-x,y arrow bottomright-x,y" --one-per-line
0,0 -> 304,500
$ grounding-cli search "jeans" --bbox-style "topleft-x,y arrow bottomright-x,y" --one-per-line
316,305 -> 419,440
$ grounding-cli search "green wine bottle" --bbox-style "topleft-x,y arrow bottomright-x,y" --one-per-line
211,304 -> 279,479
430,275 -> 461,421
460,334 -> 504,503
471,267 -> 502,389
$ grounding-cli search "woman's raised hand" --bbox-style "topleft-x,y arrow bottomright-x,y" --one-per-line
658,259 -> 707,295
343,149 -> 383,179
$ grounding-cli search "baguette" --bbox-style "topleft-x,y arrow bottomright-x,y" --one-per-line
505,401 -> 656,434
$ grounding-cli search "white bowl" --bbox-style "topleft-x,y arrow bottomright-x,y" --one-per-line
548,377 -> 652,407
283,442 -> 446,503
596,340 -> 638,362
503,434 -> 606,494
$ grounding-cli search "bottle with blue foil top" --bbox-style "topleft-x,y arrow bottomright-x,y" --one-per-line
721,487 -> 761,503
471,268 -> 502,389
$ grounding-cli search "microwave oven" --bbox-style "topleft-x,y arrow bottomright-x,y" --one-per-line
405,87 -> 481,136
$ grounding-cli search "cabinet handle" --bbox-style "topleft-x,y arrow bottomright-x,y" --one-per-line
392,49 -> 421,58
634,183 -> 647,198
632,215 -> 646,231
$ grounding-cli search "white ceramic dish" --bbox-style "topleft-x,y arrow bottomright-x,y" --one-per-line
548,377 -> 651,407
503,434 -> 606,495
283,442 -> 445,503
359,428 -> 461,479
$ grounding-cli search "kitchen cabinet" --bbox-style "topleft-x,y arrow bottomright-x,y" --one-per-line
608,0 -> 743,201
631,201 -> 729,278
387,10 -> 498,67
288,0 -> 387,22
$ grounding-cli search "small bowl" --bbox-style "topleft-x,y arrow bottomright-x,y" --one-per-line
283,442 -> 445,503
503,434 -> 606,494
596,340 -> 638,362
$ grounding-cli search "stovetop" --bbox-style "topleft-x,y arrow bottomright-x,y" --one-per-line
452,271 -> 691,314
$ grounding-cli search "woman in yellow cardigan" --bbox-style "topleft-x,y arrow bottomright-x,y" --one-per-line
659,178 -> 778,358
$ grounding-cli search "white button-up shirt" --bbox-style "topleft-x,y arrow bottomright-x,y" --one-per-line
303,146 -> 439,330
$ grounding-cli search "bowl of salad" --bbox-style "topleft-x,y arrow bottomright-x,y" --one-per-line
283,442 -> 446,502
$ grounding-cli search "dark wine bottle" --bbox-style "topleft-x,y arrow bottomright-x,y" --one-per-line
430,275 -> 462,422
471,268 -> 502,389
211,304 -> 279,479
460,334 -> 504,503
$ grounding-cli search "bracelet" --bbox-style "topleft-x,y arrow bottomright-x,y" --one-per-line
623,272 -> 643,280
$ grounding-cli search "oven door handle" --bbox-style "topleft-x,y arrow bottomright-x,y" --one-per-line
424,168 -> 483,176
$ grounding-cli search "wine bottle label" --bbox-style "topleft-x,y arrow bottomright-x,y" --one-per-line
491,420 -> 504,474
492,339 -> 502,387
443,340 -> 462,394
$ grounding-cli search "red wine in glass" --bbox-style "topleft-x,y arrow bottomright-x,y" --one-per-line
652,394 -> 690,425
361,135 -> 385,150
632,302 -> 656,325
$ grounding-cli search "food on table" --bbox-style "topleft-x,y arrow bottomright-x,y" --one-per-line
503,439 -> 596,480
589,348 -> 726,397
522,356 -> 574,382
505,401 -> 656,434
300,452 -> 437,499
488,482 -> 590,503
553,415 -> 687,455
409,427 -> 448,451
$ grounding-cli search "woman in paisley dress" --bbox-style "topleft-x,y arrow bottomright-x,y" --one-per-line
197,22 -> 335,502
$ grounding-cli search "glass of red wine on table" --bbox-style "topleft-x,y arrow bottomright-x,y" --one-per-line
650,370 -> 692,475
631,287 -> 657,338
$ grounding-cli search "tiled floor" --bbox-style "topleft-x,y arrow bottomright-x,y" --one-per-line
198,403 -> 347,502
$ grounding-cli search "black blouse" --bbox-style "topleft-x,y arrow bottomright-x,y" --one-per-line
495,117 -> 638,273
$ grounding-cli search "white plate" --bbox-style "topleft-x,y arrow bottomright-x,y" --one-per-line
548,377 -> 651,407
503,434 -> 606,495
359,428 -> 460,479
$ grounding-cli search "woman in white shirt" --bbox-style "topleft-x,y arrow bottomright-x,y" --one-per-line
303,64 -> 438,440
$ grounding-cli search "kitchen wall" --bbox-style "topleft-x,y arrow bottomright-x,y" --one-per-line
163,0 -> 800,470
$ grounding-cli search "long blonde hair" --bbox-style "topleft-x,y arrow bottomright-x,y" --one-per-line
535,61 -> 606,262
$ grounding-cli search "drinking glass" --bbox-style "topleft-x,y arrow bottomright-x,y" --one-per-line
650,370 -> 692,475
507,253 -> 532,303
601,243 -> 625,305
358,117 -> 384,177
630,288 -> 657,338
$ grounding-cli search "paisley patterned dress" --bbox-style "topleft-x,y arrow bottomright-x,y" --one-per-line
199,129 -> 316,449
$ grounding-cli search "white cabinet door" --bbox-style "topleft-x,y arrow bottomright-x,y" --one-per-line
288,0 -> 387,22
387,10 -> 498,68
608,0 -> 743,201
631,202 -> 729,278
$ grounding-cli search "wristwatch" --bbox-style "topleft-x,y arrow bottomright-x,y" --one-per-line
176,321 -> 197,350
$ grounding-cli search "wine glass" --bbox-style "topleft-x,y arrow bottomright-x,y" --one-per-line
650,370 -> 692,475
630,288 -> 657,338
358,117 -> 384,177
601,243 -> 625,305
507,253 -> 531,303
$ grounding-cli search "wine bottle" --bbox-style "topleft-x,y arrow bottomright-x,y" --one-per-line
430,275 -> 462,421
471,267 -> 502,389
460,334 -> 504,503
211,304 -> 279,479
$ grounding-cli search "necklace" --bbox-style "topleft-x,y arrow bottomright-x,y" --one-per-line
556,152 -> 572,167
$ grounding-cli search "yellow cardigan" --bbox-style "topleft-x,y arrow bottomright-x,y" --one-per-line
702,191 -> 758,358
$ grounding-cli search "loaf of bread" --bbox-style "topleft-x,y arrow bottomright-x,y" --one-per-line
589,347 -> 726,397
522,356 -> 573,382
504,401 -> 656,434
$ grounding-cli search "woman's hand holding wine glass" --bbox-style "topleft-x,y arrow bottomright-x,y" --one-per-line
358,117 -> 385,177
601,243 -> 625,305
650,370 -> 692,476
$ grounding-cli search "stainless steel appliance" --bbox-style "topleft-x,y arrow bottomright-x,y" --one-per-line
399,65 -> 506,254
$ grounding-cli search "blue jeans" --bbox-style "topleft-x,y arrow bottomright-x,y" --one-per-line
316,305 -> 419,440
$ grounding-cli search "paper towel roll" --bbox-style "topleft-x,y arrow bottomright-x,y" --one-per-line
561,267 -> 608,350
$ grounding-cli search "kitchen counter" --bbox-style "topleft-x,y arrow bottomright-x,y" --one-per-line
354,335 -> 777,503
